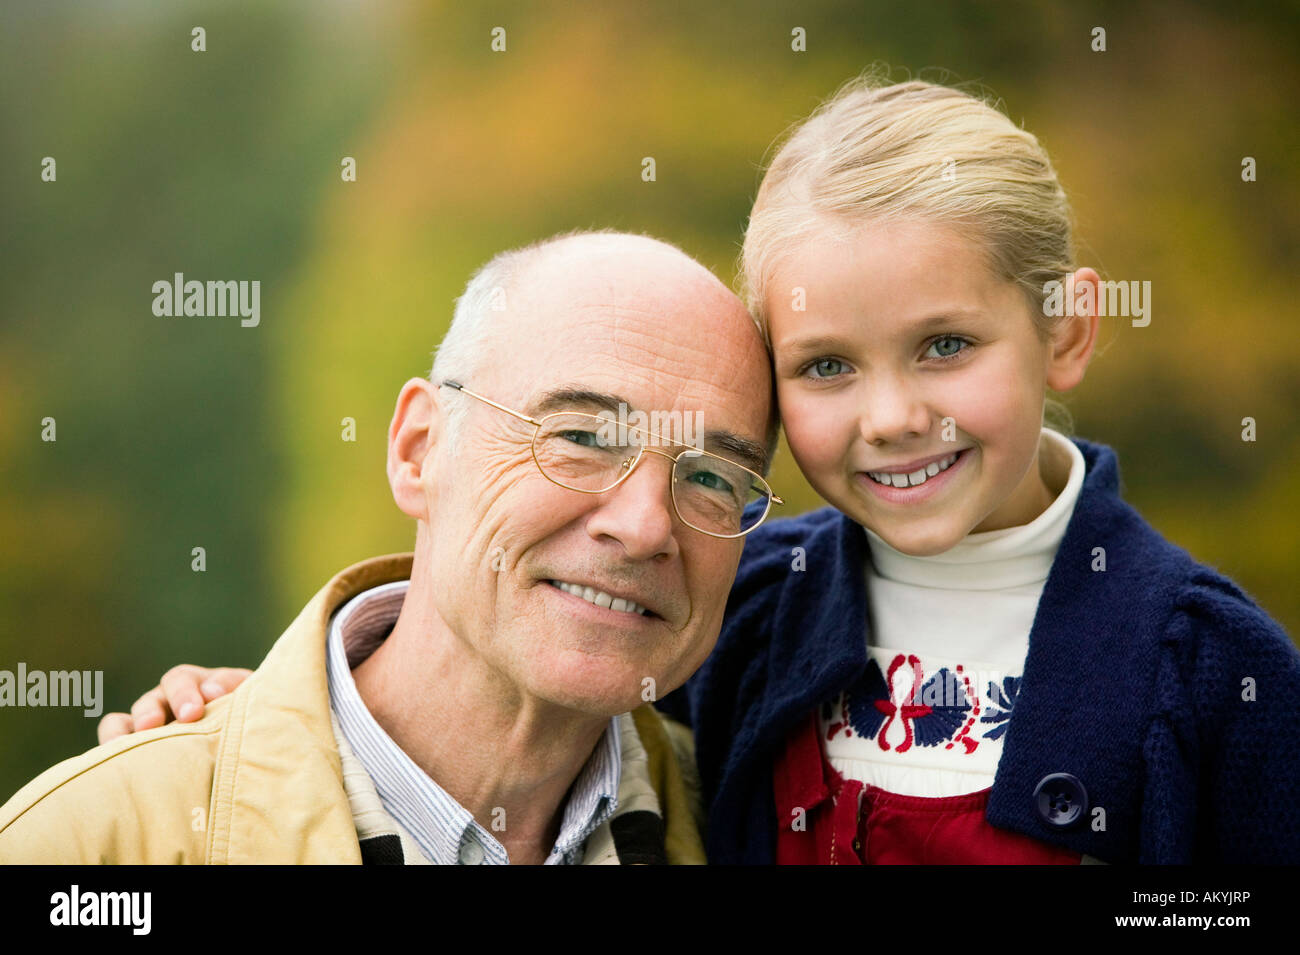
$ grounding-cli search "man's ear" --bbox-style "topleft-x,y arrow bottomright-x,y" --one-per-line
1045,267 -> 1102,393
387,378 -> 442,520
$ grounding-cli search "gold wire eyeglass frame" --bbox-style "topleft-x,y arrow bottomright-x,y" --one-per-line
439,380 -> 783,539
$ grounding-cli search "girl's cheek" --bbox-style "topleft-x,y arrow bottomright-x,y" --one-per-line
932,354 -> 1022,441
987,360 -> 1046,444
935,377 -> 1002,439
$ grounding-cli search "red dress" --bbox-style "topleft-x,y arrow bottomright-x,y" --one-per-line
773,712 -> 1081,865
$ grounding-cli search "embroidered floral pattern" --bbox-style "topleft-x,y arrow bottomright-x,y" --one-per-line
828,654 -> 996,755
979,675 -> 1020,741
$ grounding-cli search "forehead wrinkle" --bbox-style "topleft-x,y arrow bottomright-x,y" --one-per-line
567,306 -> 753,374
496,273 -> 768,431
565,298 -> 757,349
555,313 -> 768,440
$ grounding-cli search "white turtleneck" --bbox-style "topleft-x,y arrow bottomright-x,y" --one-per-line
820,428 -> 1086,797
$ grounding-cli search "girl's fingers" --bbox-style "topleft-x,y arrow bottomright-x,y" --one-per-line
129,686 -> 172,729
159,665 -> 212,722
198,667 -> 253,701
107,663 -> 252,747
97,712 -> 135,745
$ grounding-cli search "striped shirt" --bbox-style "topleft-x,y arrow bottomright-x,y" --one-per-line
325,580 -> 621,865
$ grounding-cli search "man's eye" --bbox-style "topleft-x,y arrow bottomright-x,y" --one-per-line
688,470 -> 734,493
807,358 -> 845,378
559,429 -> 602,447
925,336 -> 970,360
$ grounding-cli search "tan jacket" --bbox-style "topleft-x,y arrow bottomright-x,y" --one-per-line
0,555 -> 705,864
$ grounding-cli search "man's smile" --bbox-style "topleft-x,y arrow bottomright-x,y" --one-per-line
548,579 -> 653,616
543,579 -> 663,623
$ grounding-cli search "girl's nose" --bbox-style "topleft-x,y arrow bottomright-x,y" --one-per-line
858,376 -> 931,446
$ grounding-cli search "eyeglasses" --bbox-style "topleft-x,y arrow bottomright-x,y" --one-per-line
440,380 -> 783,539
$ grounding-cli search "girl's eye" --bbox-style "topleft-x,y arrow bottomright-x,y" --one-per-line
925,336 -> 970,361
807,358 -> 846,378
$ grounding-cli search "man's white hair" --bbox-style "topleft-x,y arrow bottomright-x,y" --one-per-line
429,241 -> 527,444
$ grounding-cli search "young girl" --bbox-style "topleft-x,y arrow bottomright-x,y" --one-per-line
109,75 -> 1299,865
678,74 -> 1300,864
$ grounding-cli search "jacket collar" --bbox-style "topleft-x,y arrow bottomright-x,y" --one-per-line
209,554 -> 420,863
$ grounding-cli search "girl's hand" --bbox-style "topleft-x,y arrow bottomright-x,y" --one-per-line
96,665 -> 253,744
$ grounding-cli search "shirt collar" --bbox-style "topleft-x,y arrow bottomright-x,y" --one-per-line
325,579 -> 620,864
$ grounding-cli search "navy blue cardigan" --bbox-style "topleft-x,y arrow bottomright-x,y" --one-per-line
661,438 -> 1300,863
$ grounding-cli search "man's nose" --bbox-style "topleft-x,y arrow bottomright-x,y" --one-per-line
858,373 -> 933,446
583,451 -> 681,561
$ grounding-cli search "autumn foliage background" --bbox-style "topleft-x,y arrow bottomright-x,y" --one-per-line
2,0 -> 1297,797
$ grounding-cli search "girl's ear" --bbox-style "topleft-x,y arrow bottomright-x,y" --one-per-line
1045,267 -> 1102,393
387,378 -> 442,520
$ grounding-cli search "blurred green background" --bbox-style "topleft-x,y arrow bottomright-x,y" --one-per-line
2,0 -> 1297,799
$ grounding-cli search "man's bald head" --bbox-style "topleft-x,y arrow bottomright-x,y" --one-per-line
430,230 -> 778,465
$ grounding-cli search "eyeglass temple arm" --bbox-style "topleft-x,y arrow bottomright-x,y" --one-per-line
755,483 -> 784,506
440,380 -> 543,427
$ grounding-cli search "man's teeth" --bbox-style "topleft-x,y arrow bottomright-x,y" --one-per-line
867,452 -> 960,488
551,581 -> 649,616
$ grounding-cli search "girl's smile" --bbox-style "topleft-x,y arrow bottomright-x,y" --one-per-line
856,444 -> 973,504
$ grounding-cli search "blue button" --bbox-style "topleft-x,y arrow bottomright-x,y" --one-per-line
1033,773 -> 1088,828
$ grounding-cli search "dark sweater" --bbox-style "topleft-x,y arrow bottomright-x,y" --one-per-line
661,438 -> 1300,863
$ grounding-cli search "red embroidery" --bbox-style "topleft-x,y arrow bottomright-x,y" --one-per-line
873,654 -> 933,752
943,665 -> 980,754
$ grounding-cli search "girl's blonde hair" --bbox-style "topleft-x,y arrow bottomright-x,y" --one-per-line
742,72 -> 1075,349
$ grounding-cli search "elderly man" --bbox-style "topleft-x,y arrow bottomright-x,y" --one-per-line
0,231 -> 779,865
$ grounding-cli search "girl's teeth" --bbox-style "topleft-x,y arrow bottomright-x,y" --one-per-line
868,452 -> 959,488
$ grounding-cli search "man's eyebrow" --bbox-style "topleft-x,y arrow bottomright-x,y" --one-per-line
528,387 -> 768,473
528,387 -> 631,418
704,430 -> 768,475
